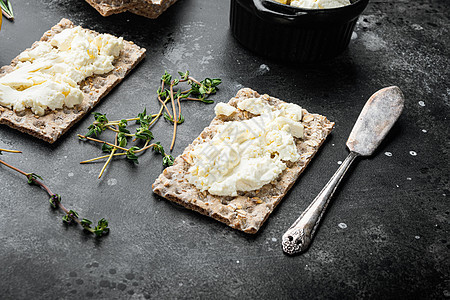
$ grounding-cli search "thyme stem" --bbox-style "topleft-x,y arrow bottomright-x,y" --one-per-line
98,129 -> 118,179
188,76 -> 202,85
80,153 -> 127,164
78,134 -> 129,152
0,158 -> 27,176
170,82 -> 178,151
106,125 -> 135,137
158,81 -> 173,119
80,143 -> 158,164
94,115 -> 158,126
0,157 -> 109,236
0,148 -> 21,153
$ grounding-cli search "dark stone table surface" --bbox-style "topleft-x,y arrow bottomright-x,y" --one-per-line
0,0 -> 449,299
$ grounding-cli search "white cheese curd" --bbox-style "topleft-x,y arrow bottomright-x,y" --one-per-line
186,98 -> 304,196
237,97 -> 273,115
0,26 -> 124,116
290,0 -> 351,9
214,102 -> 237,117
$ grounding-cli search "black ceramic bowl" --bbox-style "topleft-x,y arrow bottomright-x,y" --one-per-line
230,0 -> 369,64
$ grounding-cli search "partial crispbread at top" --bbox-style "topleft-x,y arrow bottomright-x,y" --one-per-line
85,0 -> 178,18
129,0 -> 179,19
85,0 -> 141,16
153,88 -> 334,234
0,18 -> 146,144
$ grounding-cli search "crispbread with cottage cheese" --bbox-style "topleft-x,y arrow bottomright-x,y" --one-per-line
0,18 -> 146,143
152,88 -> 334,233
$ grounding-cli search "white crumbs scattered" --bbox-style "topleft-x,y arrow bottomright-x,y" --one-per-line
418,101 -> 425,107
107,178 -> 118,186
415,235 -> 421,240
257,64 -> 270,76
68,172 -> 74,177
409,151 -> 417,156
337,161 -> 343,165
271,237 -> 277,242
411,24 -> 424,30
338,223 -> 347,229
259,64 -> 270,72
235,83 -> 245,90
385,152 -> 393,157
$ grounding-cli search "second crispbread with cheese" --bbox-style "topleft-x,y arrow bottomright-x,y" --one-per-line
152,88 -> 334,234
0,18 -> 146,143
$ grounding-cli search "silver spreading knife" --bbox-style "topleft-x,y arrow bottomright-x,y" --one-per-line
282,86 -> 405,255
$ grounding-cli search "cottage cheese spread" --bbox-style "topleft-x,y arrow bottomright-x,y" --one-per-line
214,102 -> 237,117
0,26 -> 123,116
274,0 -> 351,9
186,98 -> 304,196
290,0 -> 350,9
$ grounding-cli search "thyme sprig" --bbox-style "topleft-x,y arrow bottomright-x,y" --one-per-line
79,71 -> 220,178
0,0 -> 14,20
0,151 -> 109,237
157,71 -> 221,150
79,109 -> 174,178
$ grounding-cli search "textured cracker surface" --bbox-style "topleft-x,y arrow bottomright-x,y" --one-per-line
152,88 -> 334,234
129,0 -> 179,19
85,0 -> 178,17
0,18 -> 146,143
84,0 -> 140,16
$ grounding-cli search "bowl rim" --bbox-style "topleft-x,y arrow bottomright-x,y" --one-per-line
263,0 -> 368,12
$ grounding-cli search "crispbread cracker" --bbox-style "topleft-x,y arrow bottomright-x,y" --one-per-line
84,0 -> 178,18
0,18 -> 146,143
129,0 -> 179,19
85,0 -> 140,16
152,88 -> 334,233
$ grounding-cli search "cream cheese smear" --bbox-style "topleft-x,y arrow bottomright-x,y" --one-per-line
0,26 -> 123,116
186,97 -> 304,196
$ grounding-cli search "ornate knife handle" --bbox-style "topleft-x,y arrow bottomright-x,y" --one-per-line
282,151 -> 359,255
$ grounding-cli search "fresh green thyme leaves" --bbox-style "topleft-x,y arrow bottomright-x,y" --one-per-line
152,142 -> 165,156
94,218 -> 109,236
49,194 -> 61,208
163,154 -> 175,167
156,70 -> 222,150
27,172 -> 43,185
80,218 -> 93,229
126,146 -> 140,164
86,112 -> 109,137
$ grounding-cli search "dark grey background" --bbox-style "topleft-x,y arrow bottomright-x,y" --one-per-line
0,0 -> 449,299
